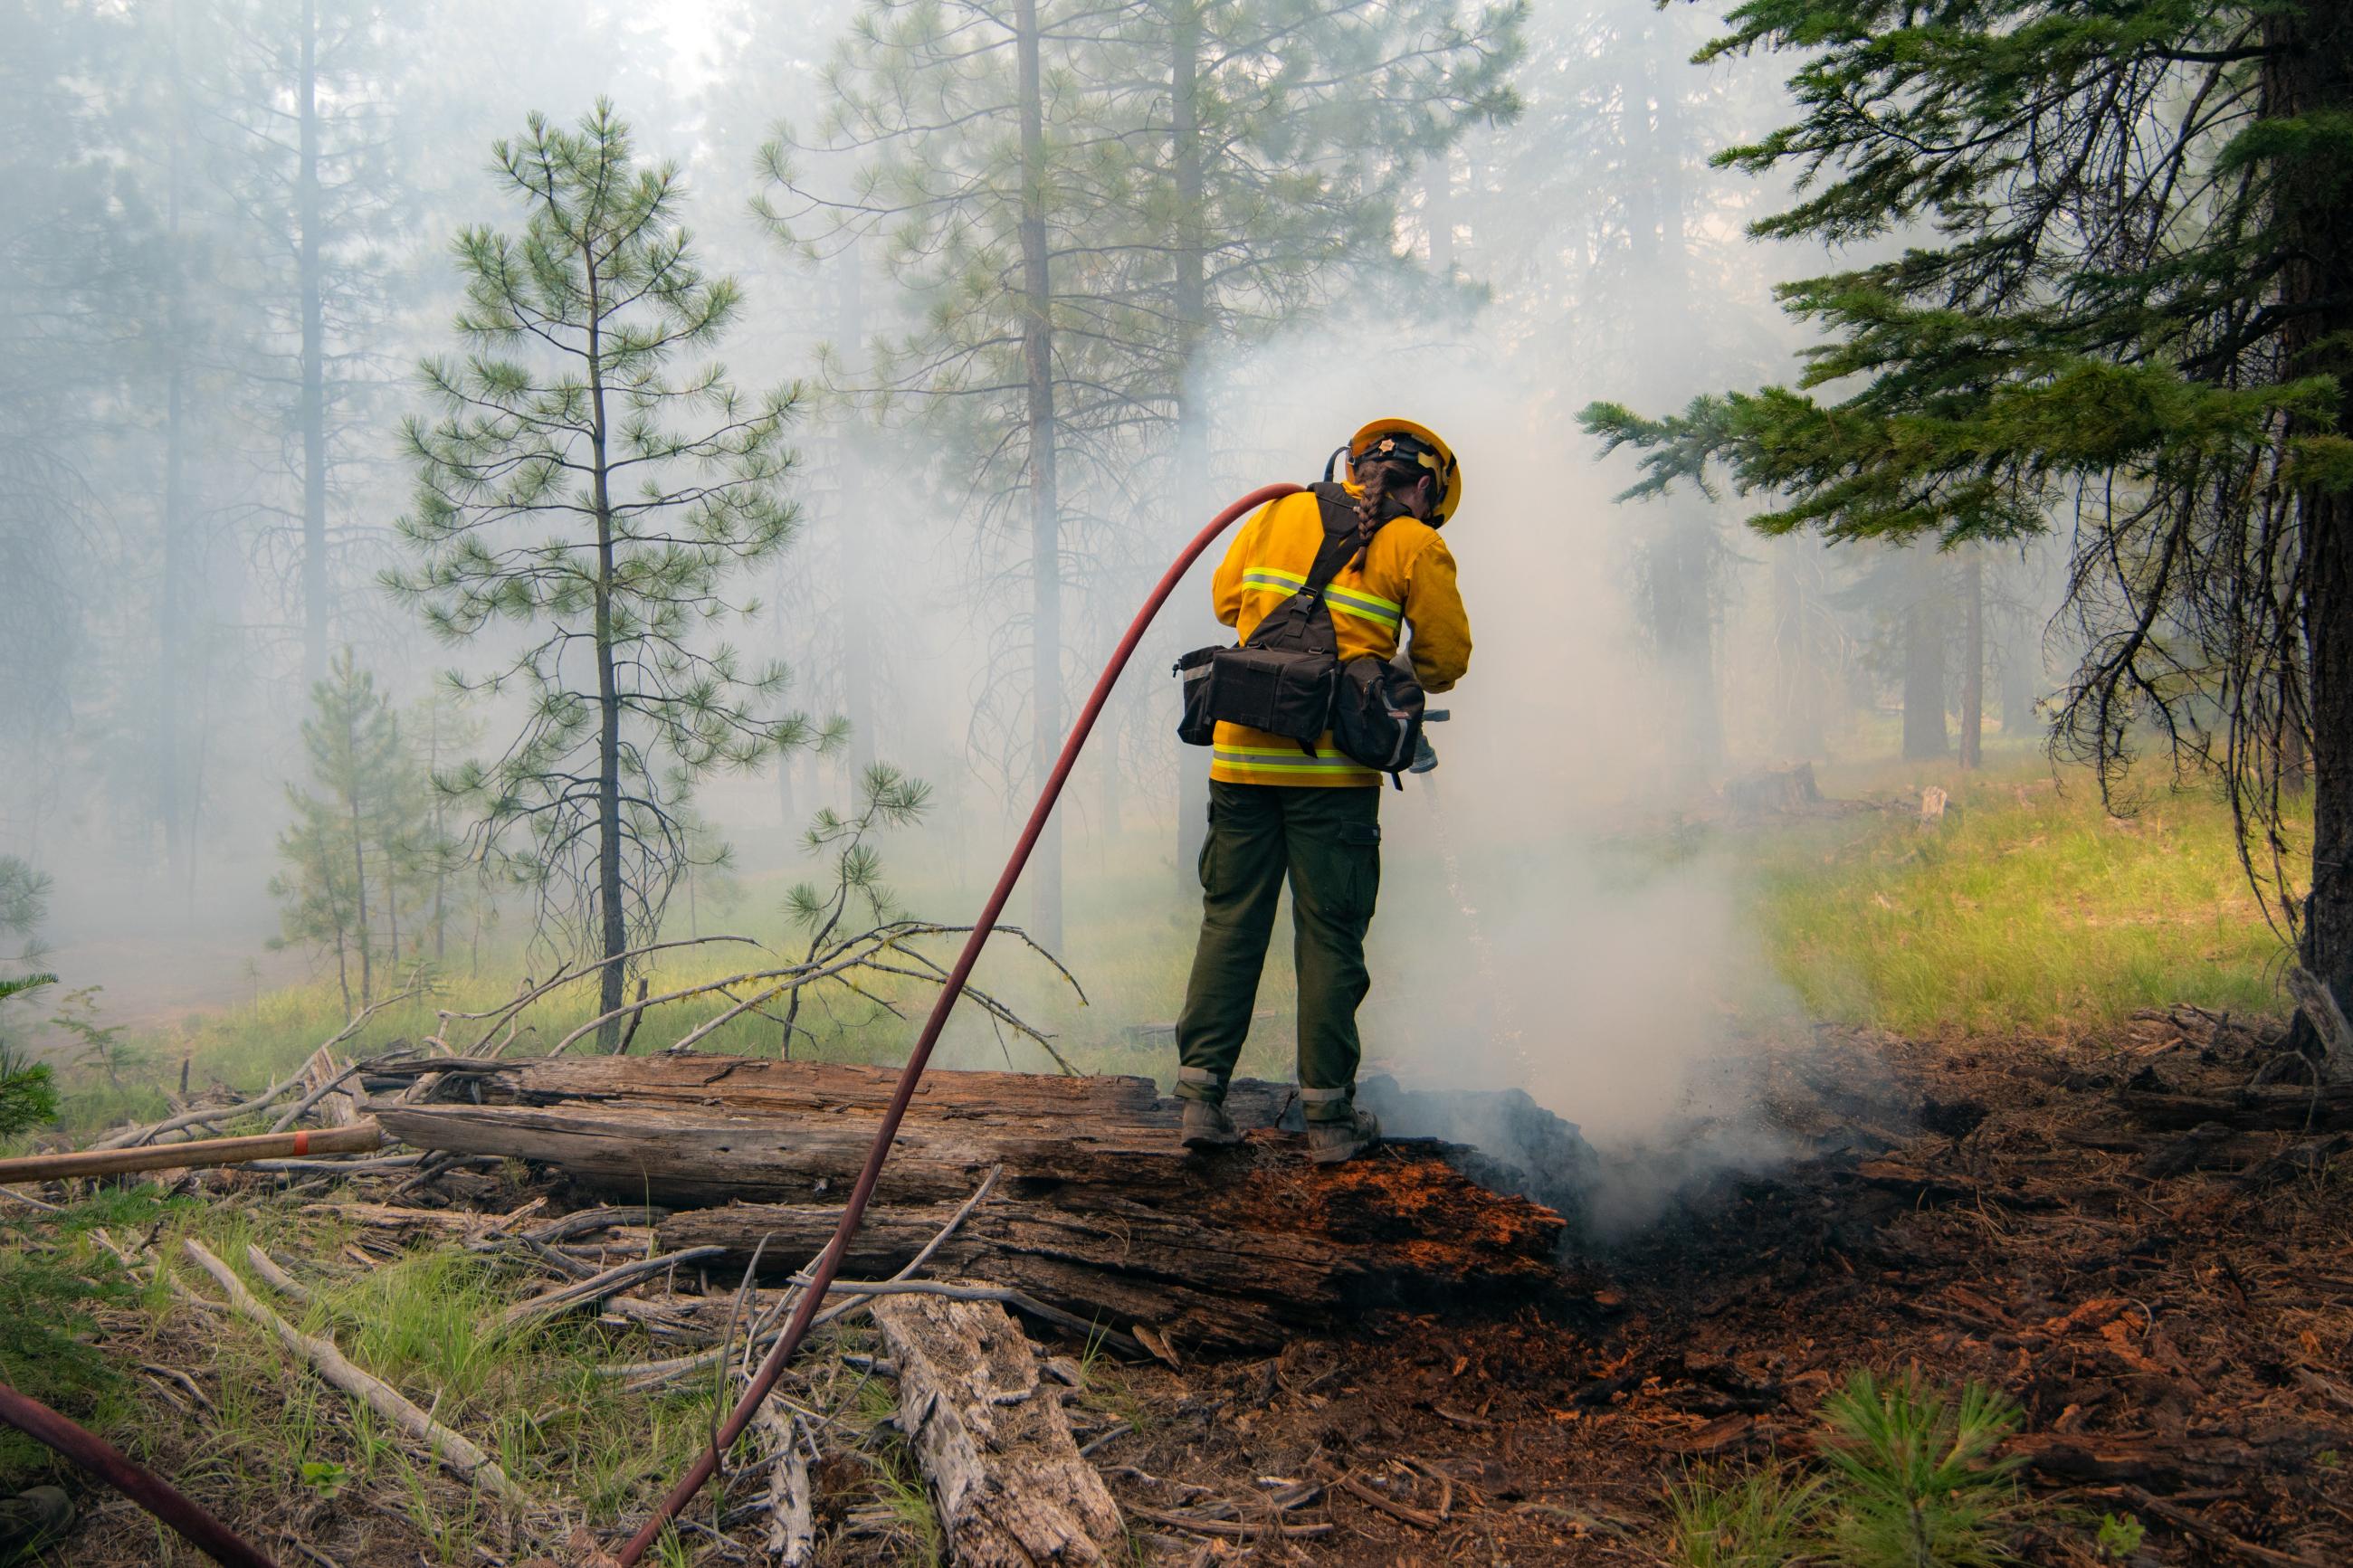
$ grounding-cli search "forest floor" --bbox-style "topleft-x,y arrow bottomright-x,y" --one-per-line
32,1006 -> 2353,1567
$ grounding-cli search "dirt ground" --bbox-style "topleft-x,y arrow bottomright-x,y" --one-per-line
1084,1015 -> 2353,1565
48,1013 -> 2353,1566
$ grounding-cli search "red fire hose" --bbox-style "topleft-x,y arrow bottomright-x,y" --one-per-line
0,1383 -> 278,1567
614,481 -> 1302,1563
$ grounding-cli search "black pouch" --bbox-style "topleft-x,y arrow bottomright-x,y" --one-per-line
1209,646 -> 1338,742
1176,646 -> 1220,746
1174,484 -> 1372,751
1330,657 -> 1427,782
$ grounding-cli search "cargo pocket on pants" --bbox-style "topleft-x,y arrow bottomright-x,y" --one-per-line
1335,819 -> 1382,924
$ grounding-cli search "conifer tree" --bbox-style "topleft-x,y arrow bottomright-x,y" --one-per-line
214,0 -> 408,682
391,102 -> 830,1046
1583,0 -> 2353,1021
270,650 -> 419,1012
759,0 -> 1523,928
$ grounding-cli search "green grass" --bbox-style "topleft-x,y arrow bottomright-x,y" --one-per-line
14,1190 -> 776,1555
1721,754 -> 2292,1036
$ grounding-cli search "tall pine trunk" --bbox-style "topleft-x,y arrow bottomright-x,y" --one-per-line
425,704 -> 448,963
1901,556 -> 1948,761
1631,39 -> 1720,776
157,0 -> 193,890
837,240 -> 877,778
297,0 -> 328,683
346,724 -> 372,1009
2276,2 -> 2353,1018
1999,604 -> 2038,737
1170,0 -> 1211,889
586,255 -> 627,1050
1960,550 -> 1984,769
1769,542 -> 1822,757
1015,0 -> 1062,952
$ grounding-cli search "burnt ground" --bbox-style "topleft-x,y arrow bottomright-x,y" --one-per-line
43,1013 -> 2353,1566
1077,1015 -> 2353,1566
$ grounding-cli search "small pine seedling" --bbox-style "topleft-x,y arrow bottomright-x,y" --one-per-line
1815,1369 -> 2023,1568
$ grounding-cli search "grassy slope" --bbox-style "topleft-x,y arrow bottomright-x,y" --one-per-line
1728,751 -> 2292,1037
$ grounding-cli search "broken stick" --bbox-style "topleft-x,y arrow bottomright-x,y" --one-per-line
179,1239 -> 521,1503
500,1244 -> 728,1330
872,1293 -> 1125,1567
752,1405 -> 815,1568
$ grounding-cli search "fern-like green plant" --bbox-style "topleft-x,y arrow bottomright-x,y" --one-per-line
1815,1370 -> 2023,1568
1666,1459 -> 1823,1568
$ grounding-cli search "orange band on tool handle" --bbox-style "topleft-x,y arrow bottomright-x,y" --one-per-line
291,1133 -> 309,1156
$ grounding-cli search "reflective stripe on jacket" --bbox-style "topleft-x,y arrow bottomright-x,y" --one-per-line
1207,489 -> 1472,787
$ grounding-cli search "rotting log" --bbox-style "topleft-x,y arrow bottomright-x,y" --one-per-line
367,1055 -> 1303,1207
871,1293 -> 1124,1567
369,1055 -> 1573,1352
365,1054 -> 1589,1211
655,1150 -> 1566,1352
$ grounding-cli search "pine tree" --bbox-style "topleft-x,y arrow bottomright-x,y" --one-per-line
213,0 -> 409,683
270,650 -> 418,1012
761,0 -> 1523,923
1583,0 -> 2353,1017
391,102 -> 831,1047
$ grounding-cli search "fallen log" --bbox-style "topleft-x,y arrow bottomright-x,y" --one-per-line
375,1055 -> 1571,1352
0,1121 -> 382,1185
367,1055 -> 1305,1206
871,1293 -> 1124,1567
656,1155 -> 1562,1352
2120,1081 -> 2353,1132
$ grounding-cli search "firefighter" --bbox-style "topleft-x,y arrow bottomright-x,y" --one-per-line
1175,419 -> 1472,1162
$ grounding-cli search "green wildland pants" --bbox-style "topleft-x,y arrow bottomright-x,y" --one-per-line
1174,781 -> 1381,1122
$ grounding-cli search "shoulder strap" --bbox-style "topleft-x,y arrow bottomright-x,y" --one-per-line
1304,482 -> 1382,592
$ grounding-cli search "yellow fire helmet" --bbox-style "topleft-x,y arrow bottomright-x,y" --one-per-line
1344,418 -> 1462,526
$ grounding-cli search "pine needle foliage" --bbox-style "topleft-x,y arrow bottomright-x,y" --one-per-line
1815,1371 -> 2024,1568
271,650 -> 433,1015
389,100 -> 837,1041
1666,1372 -> 2027,1568
0,975 -> 58,1140
1577,0 -> 2353,1003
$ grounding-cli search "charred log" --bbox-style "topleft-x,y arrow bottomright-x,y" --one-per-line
368,1056 -> 1572,1354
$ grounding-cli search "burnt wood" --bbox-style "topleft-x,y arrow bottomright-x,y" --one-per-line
367,1055 -> 1570,1352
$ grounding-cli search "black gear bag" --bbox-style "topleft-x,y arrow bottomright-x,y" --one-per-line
1175,484 -> 1427,785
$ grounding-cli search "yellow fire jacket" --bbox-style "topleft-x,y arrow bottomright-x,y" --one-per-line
1208,489 -> 1472,786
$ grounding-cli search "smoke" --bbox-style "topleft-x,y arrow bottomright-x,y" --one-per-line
1192,321 -> 1830,1234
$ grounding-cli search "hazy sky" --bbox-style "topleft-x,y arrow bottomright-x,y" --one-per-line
653,0 -> 729,91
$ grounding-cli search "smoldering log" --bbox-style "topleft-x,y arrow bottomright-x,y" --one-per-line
367,1055 -> 1574,1352
656,1155 -> 1564,1351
